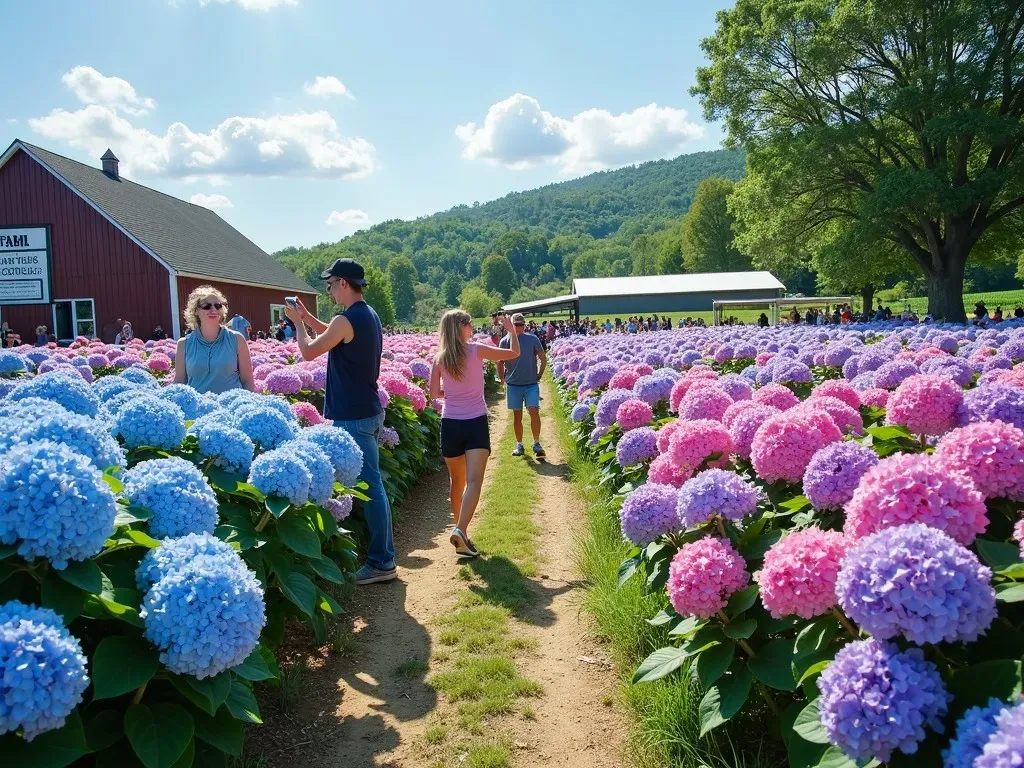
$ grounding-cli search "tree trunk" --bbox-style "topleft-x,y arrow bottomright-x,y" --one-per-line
860,283 -> 875,315
925,252 -> 968,323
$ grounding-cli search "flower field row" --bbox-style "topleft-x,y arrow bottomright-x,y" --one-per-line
554,320 -> 1024,768
0,335 -> 441,767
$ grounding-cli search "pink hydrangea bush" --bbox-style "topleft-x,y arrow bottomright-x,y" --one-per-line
668,419 -> 734,474
758,529 -> 848,619
932,420 -> 1024,501
886,374 -> 963,436
616,399 -> 655,431
750,409 -> 842,484
667,537 -> 750,618
844,453 -> 989,545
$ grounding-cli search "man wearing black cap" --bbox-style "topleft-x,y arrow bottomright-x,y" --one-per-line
285,258 -> 396,585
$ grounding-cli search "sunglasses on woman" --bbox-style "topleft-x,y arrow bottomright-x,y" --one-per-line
201,302 -> 223,310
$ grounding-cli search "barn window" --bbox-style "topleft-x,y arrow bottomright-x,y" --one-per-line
53,298 -> 96,341
270,304 -> 286,326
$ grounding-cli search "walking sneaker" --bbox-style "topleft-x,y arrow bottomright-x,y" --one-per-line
511,443 -> 525,457
533,442 -> 546,458
354,563 -> 398,585
449,527 -> 479,558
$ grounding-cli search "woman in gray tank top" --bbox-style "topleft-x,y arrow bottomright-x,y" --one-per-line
174,285 -> 255,395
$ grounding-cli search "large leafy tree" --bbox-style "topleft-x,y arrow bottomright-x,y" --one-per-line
442,272 -> 463,306
480,253 -> 518,300
694,0 -> 1024,321
387,256 -> 418,320
630,234 -> 659,275
683,178 -> 752,273
362,266 -> 397,326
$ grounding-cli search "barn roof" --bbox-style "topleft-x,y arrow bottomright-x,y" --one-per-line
572,271 -> 786,297
3,140 -> 316,295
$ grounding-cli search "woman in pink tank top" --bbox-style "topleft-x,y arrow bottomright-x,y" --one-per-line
429,309 -> 521,558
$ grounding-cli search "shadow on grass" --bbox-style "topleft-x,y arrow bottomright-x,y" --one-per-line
463,554 -> 578,627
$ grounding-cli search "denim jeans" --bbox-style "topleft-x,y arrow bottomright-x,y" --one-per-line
334,414 -> 395,570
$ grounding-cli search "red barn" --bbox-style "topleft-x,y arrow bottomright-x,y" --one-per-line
0,139 -> 318,342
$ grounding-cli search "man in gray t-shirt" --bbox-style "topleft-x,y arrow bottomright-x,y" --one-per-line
498,312 -> 547,458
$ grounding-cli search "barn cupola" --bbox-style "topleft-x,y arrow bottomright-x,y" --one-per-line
100,149 -> 119,179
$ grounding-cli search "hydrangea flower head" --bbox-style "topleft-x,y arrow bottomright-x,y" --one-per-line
803,441 -> 877,510
616,399 -> 654,431
1,409 -> 123,470
248,448 -> 312,504
233,404 -> 296,450
837,523 -> 996,644
873,359 -> 920,389
570,402 -> 592,423
0,601 -> 89,740
817,638 -> 949,763
752,383 -> 800,411
156,384 -> 204,420
283,439 -> 334,504
0,440 -> 117,569
379,425 -> 400,449
648,452 -> 692,487
136,532 -> 239,590
596,389 -> 635,428
0,351 -> 27,377
887,374 -> 963,436
759,528 -> 848,618
290,400 -> 325,427
9,371 -> 100,417
933,420 -> 1024,501
959,383 -> 1024,431
750,409 -> 842,484
942,698 -> 1008,768
860,387 -> 890,408
811,380 -> 861,409
666,537 -> 749,618
616,427 -> 658,468
139,535 -> 265,679
119,366 -> 159,388
668,420 -> 733,474
975,701 -> 1024,768
797,396 -> 863,435
324,495 -> 353,522
676,469 -> 760,528
113,394 -> 186,450
679,386 -> 733,422
618,483 -> 679,546
300,423 -> 364,487
124,457 -> 218,538
844,453 -> 988,544
196,422 -> 254,475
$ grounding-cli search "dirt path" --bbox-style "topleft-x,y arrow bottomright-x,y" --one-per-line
270,387 -> 625,767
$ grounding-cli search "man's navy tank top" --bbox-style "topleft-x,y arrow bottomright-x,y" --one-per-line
324,300 -> 384,421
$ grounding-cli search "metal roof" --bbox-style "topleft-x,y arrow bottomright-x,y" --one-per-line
5,140 -> 316,295
572,271 -> 785,297
502,294 -> 579,313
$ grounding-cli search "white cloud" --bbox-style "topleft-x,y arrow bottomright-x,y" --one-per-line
198,0 -> 298,10
62,66 -> 156,116
325,209 -> 371,233
190,193 -> 234,209
455,93 -> 705,174
29,105 -> 377,181
304,76 -> 353,99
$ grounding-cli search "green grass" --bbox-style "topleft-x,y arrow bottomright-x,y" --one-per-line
550,379 -> 784,768
420,415 -> 544,764
394,658 -> 429,679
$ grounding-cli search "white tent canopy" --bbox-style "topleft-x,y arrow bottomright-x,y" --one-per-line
713,296 -> 853,326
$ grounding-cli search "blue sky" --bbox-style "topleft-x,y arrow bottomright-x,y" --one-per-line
3,0 -> 730,252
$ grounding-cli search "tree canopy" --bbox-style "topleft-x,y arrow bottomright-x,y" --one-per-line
694,0 -> 1024,321
682,177 -> 751,274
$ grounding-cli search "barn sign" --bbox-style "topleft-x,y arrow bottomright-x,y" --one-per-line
0,225 -> 51,305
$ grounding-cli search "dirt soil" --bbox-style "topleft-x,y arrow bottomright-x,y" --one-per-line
255,386 -> 626,767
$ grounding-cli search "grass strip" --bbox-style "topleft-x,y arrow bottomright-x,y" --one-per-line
550,382 -> 781,768
419,412 -> 543,768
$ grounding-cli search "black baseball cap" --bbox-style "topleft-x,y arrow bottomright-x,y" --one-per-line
320,258 -> 369,286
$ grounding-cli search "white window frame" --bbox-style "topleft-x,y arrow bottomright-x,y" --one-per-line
52,297 -> 96,342
270,304 -> 287,326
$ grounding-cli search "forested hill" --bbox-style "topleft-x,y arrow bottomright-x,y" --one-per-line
273,149 -> 747,324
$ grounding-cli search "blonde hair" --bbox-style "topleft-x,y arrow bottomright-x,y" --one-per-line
184,285 -> 228,331
435,309 -> 472,380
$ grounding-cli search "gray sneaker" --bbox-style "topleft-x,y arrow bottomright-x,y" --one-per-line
354,563 -> 398,585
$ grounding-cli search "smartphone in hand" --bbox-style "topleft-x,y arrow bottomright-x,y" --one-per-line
285,296 -> 299,310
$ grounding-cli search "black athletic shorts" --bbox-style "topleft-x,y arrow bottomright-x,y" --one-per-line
440,415 -> 491,458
